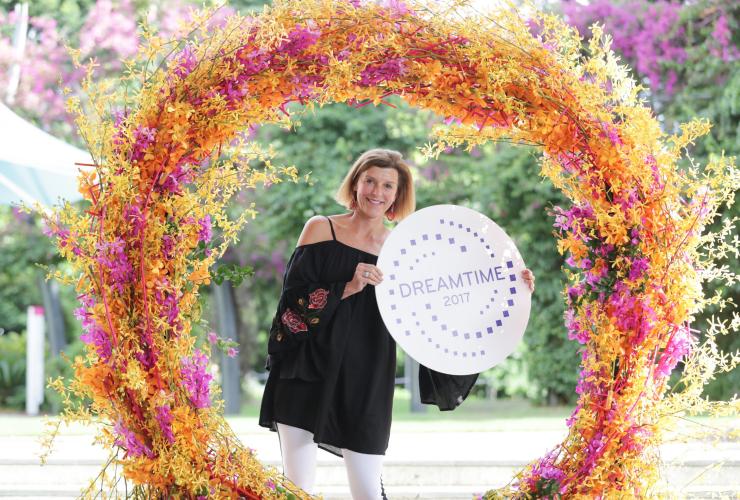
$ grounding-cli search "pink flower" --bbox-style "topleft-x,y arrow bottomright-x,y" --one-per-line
162,235 -> 175,259
130,126 -> 156,162
172,43 -> 197,79
197,215 -> 212,243
95,238 -> 135,294
565,404 -> 581,428
565,308 -> 589,344
600,121 -> 622,146
76,295 -> 112,362
123,203 -> 145,237
359,58 -> 408,86
523,449 -> 565,492
80,323 -> 113,362
567,283 -> 585,301
227,347 -> 238,358
277,25 -> 321,57
628,257 -> 649,281
157,159 -> 195,194
180,349 -> 212,409
155,289 -> 179,325
379,0 -> 411,17
585,264 -> 608,286
155,404 -> 175,444
622,425 -> 650,453
655,324 -> 694,378
207,331 -> 218,344
114,419 -> 153,458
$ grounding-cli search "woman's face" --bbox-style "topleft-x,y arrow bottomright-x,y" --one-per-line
354,166 -> 399,219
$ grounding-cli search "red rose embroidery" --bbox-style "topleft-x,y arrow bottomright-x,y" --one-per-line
308,288 -> 329,310
281,309 -> 308,333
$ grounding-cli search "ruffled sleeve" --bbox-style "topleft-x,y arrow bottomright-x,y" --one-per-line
267,244 -> 349,380
418,366 -> 479,411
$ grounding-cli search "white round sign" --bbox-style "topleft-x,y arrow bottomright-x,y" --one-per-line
376,204 -> 531,375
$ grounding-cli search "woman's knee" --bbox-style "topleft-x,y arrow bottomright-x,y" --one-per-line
343,449 -> 385,500
277,424 -> 318,493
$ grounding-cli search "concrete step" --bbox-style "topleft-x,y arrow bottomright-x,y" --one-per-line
1,484 -> 738,499
1,416 -> 737,499
0,459 -> 738,498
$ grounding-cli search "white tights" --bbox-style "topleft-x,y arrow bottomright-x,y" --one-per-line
276,423 -> 385,499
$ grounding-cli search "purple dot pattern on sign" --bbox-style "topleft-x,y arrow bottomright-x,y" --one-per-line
438,218 -> 495,258
404,234 -> 441,271
390,221 -> 521,358
472,296 -> 514,337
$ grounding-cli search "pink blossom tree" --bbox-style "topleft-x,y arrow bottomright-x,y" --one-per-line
0,0 -> 226,143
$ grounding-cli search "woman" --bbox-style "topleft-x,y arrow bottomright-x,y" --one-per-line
259,149 -> 535,499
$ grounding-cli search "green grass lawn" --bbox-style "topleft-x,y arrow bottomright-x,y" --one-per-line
240,386 -> 571,419
1,388 -> 736,437
237,388 -> 574,430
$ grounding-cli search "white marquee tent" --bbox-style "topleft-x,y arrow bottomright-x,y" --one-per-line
0,101 -> 92,207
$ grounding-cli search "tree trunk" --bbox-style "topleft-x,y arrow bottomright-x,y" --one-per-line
405,355 -> 426,414
38,276 -> 66,357
213,281 -> 242,415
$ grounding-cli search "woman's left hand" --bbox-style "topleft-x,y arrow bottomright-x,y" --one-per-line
521,269 -> 535,293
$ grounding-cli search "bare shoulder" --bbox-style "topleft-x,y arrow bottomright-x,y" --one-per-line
296,215 -> 333,246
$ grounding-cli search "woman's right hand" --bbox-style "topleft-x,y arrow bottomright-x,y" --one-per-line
343,262 -> 383,299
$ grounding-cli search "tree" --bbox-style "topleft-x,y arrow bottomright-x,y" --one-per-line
561,0 -> 739,399
229,97 -> 577,404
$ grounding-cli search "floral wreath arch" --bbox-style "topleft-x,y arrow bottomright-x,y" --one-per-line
43,0 -> 736,498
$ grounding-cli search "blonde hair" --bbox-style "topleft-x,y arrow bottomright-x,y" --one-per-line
335,148 -> 416,221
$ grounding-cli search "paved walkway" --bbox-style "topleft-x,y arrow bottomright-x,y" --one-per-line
0,415 -> 737,498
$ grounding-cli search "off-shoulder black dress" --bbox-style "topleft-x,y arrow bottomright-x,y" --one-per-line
259,217 -> 477,457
